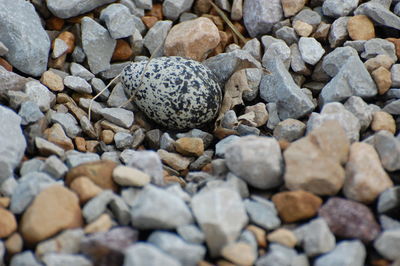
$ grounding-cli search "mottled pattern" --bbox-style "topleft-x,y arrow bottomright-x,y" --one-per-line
121,56 -> 222,130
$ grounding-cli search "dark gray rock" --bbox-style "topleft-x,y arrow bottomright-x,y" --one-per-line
18,101 -> 44,126
329,17 -> 349,48
244,198 -> 281,230
143,20 -> 172,57
374,229 -> 400,261
377,186 -> 400,213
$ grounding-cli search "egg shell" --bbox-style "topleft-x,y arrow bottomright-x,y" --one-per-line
120,56 -> 222,130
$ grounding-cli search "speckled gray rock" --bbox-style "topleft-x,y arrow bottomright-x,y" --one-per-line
255,244 -> 308,266
244,197 -> 281,230
64,76 -> 92,94
225,136 -> 283,189
177,224 -> 205,244
290,43 -> 310,75
293,8 -> 322,28
243,0 -> 283,37
329,17 -> 349,48
10,251 -> 41,266
46,0 -> 115,18
143,20 -> 172,57
148,231 -> 206,266
314,240 -> 366,266
40,155 -> 68,179
260,58 -> 314,120
101,108 -> 134,129
355,1 -> 400,30
70,63 -> 95,81
262,37 -> 291,70
162,0 -> 194,20
344,96 -> 373,132
362,38 -> 397,62
0,0 -> 50,76
51,112 -> 82,138
320,56 -> 377,105
121,57 -> 222,130
377,186 -> 400,213
42,254 -> 92,266
0,106 -> 27,181
322,0 -> 359,17
374,229 -> 400,260
18,101 -> 44,126
298,37 -> 325,65
130,185 -> 193,229
100,4 -> 135,39
191,187 -> 248,257
275,26 -> 299,46
81,17 -> 116,74
25,81 -> 55,112
124,243 -> 181,266
273,118 -> 306,141
373,130 -> 400,172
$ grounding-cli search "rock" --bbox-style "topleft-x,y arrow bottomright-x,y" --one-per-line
221,242 -> 256,266
52,38 -> 68,59
293,20 -> 313,37
177,224 -> 205,244
322,0 -> 358,17
224,136 -> 283,189
81,190 -> 115,223
276,26 -> 299,46
50,112 -> 81,138
262,36 -> 291,70
361,38 -> 397,62
114,132 -> 133,149
354,1 -> 400,30
290,43 -> 310,75
244,197 -> 280,230
35,228 -> 84,257
5,232 -> 23,255
35,137 -> 65,157
100,4 -> 135,39
383,99 -> 400,115
273,118 -> 306,142
10,251 -> 41,266
377,186 -> 400,214
101,108 -> 134,129
374,229 -> 400,261
191,187 -> 248,257
281,0 -> 307,17
365,54 -> 394,73
164,17 -> 219,61
344,96 -> 374,132
374,130 -> 400,172
20,185 -> 82,245
231,0 -> 243,20
112,165 -> 151,187
66,160 -> 118,191
175,137 -> 204,157
25,81 -> 54,112
42,254 -> 92,266
322,46 -> 358,77
131,185 -> 193,229
40,155 -> 68,179
284,120 -> 349,195
255,243 -> 307,266
148,231 -> 206,266
0,66 -> 30,99
0,0 -> 50,76
347,15 -> 375,40
65,151 -> 100,168
392,64 -> 400,87
294,218 -> 336,257
40,70 -> 64,92
81,227 -> 138,266
157,149 -> 191,171
298,37 -> 325,65
84,213 -> 112,234
314,240 -> 366,266
144,20 -> 173,57
176,129 -> 214,149
63,75 -> 92,94
344,142 -> 393,203
267,228 -> 298,248
70,63 -> 94,81
0,208 -> 16,238
329,17 -> 349,48
81,17 -> 116,74
44,123 -> 74,150
319,197 -> 381,243
46,0 -> 115,18
243,0 -> 283,37
162,0 -> 193,20
272,190 -> 322,223
372,66 -> 392,95
124,243 -> 181,266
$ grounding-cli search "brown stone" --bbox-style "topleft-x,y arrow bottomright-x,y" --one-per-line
272,190 -> 322,223
48,53 -> 66,69
0,57 -> 12,71
246,225 -> 267,248
372,66 -> 392,95
371,111 -> 396,134
175,137 -> 204,157
164,17 -> 220,61
5,232 -> 23,255
0,197 -> 10,208
65,102 -> 87,121
194,0 -> 212,14
20,185 -> 82,245
112,39 -> 133,62
267,228 -> 297,248
145,3 -> 163,20
281,0 -> 307,17
43,123 -> 74,150
46,16 -> 65,31
57,31 -> 75,53
293,20 -> 313,37
70,176 -> 103,204
364,54 -> 394,73
0,208 -> 17,238
387,38 -> 400,59
40,70 -> 64,92
75,136 -> 86,152
313,22 -> 331,41
212,30 -> 229,55
157,149 -> 191,171
348,15 -> 375,41
84,214 -> 112,234
221,242 -> 256,266
141,16 -> 158,29
86,140 -> 99,153
201,14 -> 224,31
100,129 -> 114,144
66,160 -> 118,191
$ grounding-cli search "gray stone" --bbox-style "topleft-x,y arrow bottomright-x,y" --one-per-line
0,106 -> 27,181
294,218 -> 336,256
0,177 -> 18,197
215,135 -> 240,158
114,132 -> 134,149
108,82 -> 134,110
25,81 -> 55,112
244,198 -> 281,230
160,133 -> 176,152
255,244 -> 306,266
10,172 -> 55,214
383,99 -> 400,114
273,118 -> 306,141
237,124 -> 260,136
91,78 -> 110,101
0,241 -> 3,265
322,0 -> 359,17
290,43 -> 310,75
99,62 -> 131,79
101,108 -> 134,128
380,215 -> 400,231
83,190 -> 115,223
80,116 -> 97,139
298,37 -> 325,65
70,63 -> 95,81
165,183 -> 191,203
275,26 -> 298,46
35,137 -> 65,157
221,110 -> 238,129
373,130 -> 400,171
343,40 -> 367,52
191,187 -> 248,257
242,68 -> 262,102
162,0 -> 194,20
260,58 -> 314,120
100,4 -> 135,39
20,158 -> 44,177
314,240 -> 366,266
266,102 -> 281,130
46,0 -> 115,18
130,184 -> 193,229
293,8 -> 322,28
42,254 -> 92,266
10,251 -> 41,266
145,129 -> 162,150
262,38 -> 291,70
129,27 -> 145,56
377,186 -> 400,213
0,65 -> 30,100
144,20 -> 172,57
179,12 -> 198,22
72,46 -> 86,63
329,17 -> 349,48
109,194 -> 131,225
18,101 -> 44,126
120,0 -> 144,17
7,90 -> 30,110
243,0 -> 283,37
177,224 -> 205,244
344,96 -> 373,132
386,88 -> 400,99
51,112 -> 82,138
133,0 -> 152,9
148,231 -> 206,266
130,128 -> 145,149
0,41 -> 8,56
320,56 -> 377,105
81,17 -> 116,74
40,155 -> 68,179
392,64 -> 400,87
374,229 -> 400,260
52,38 -> 68,58
243,38 -> 262,61
64,150 -> 100,168
36,229 -> 84,257
101,151 -> 120,163
64,75 -> 92,94
124,243 -> 181,266
362,38 -> 397,62
355,1 -> 400,30
225,136 -> 283,189
0,0 -> 50,76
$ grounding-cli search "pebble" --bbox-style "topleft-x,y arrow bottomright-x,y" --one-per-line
143,20 -> 173,57
392,64 -> 400,87
124,243 -> 181,266
20,185 -> 82,245
52,38 -> 68,59
70,63 -> 95,81
191,187 -> 248,257
0,0 -> 50,76
267,228 -> 298,248
322,0 -> 358,17
114,132 -> 133,149
82,190 -> 115,223
362,38 -> 397,62
40,70 -> 64,92
10,251 -> 41,266
372,66 -> 392,95
25,80 -> 54,112
157,149 -> 191,171
40,155 -> 68,179
91,78 -> 110,100
314,240 -> 366,266
64,151 -> 101,168
298,37 -> 325,65
231,0 -> 243,20
221,241 -> 256,266
373,130 -> 400,171
148,231 -> 206,266
244,197 -> 281,230
347,15 -> 375,41
64,75 -> 92,94
35,228 -> 84,257
44,123 -> 74,150
372,111 -> 396,134
42,254 -> 92,266
224,136 -> 283,189
164,17 -> 220,61
101,108 -> 134,129
290,43 -> 310,75
162,0 -> 193,20
50,112 -> 82,138
46,0 -> 115,18
344,96 -> 373,132
374,229 -> 400,261
276,26 -> 299,46
255,243 -> 307,266
281,0 -> 307,17
329,17 -> 349,48
293,20 -> 313,37
5,232 -> 23,255
100,4 -> 135,39
319,197 -> 380,243
0,208 -> 17,238
35,137 -> 65,157
81,17 -> 116,74
355,1 -> 400,30
262,36 -> 291,69
112,165 -> 151,187
273,118 -> 306,142
175,137 -> 204,157
107,82 -> 134,109
177,224 -> 205,244
272,190 -> 322,223
84,213 -> 113,234
377,186 -> 400,214
19,101 -> 44,126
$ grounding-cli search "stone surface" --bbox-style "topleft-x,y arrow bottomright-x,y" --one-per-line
377,186 -> 400,214
41,70 -> 64,92
355,1 -> 400,30
362,38 -> 397,62
255,243 -> 306,266
46,0 -> 116,18
100,4 -> 135,39
64,76 -> 92,94
373,130 -> 400,171
124,243 -> 181,266
374,229 -> 400,261
0,0 -> 50,76
20,185 -> 82,245
10,251 -> 41,266
281,0 -> 307,17
221,241 -> 256,266
348,15 -> 375,41
101,108 -> 134,129
143,20 -> 173,57
164,17 -> 220,61
329,17 -> 349,48
298,37 -> 325,65
322,0 -> 359,17
273,118 -> 306,142
35,228 -> 84,257
0,208 -> 16,238
344,96 -> 373,132
157,149 -> 191,171
191,187 -> 248,257
25,81 -> 54,112
112,165 -> 151,187
244,197 -> 281,230
314,240 -> 366,266
267,228 -> 298,248
175,137 -> 204,157
319,197 -> 381,243
372,66 -> 392,95
322,46 -> 358,77
365,54 -> 394,72
50,112 -> 81,139
163,0 -> 194,20
225,136 -> 283,189
177,224 -> 205,244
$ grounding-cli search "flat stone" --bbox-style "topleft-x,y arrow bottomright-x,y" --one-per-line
176,129 -> 214,149
372,66 -> 392,95
41,70 -> 64,92
124,243 -> 181,266
383,99 -> 400,115
64,75 -> 92,94
267,228 -> 298,248
40,155 -> 68,179
177,224 -> 205,244
157,149 -> 191,171
0,0 -> 50,76
344,142 -> 393,203
101,108 -> 134,128
355,2 -> 400,30
64,151 -> 100,168
107,82 -> 134,109
273,118 -> 306,142
81,17 -> 116,74
91,78 -> 109,100
25,80 -> 54,112
377,186 -> 400,214
361,38 -> 397,62
290,43 -> 310,75
10,251 -> 41,266
262,36 -> 291,70
329,17 -> 349,48
82,190 -> 115,223
162,0 -> 194,20
0,208 -> 16,238
244,198 -> 281,230
35,229 -> 84,257
44,123 -> 73,150
46,0 -> 116,18
112,165 -> 151,187
348,15 -> 375,40
319,197 -> 381,243
70,63 -> 94,81
100,4 -> 135,39
314,240 -> 366,266
0,66 -> 30,99
50,112 -> 81,138
35,137 -> 65,157
322,0 -> 358,17
255,243 -> 306,266
143,20 -> 173,57
373,130 -> 400,171
175,137 -> 204,157
298,37 -> 325,65
374,229 -> 400,261
52,38 -> 68,59
20,185 -> 82,245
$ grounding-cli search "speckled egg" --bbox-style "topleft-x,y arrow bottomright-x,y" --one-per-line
120,56 -> 222,130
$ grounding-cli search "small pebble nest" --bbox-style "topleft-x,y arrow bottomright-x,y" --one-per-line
120,56 -> 223,130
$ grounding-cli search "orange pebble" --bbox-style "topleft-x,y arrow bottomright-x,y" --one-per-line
112,39 -> 133,62
0,58 -> 12,71
142,16 -> 159,29
58,31 -> 75,53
